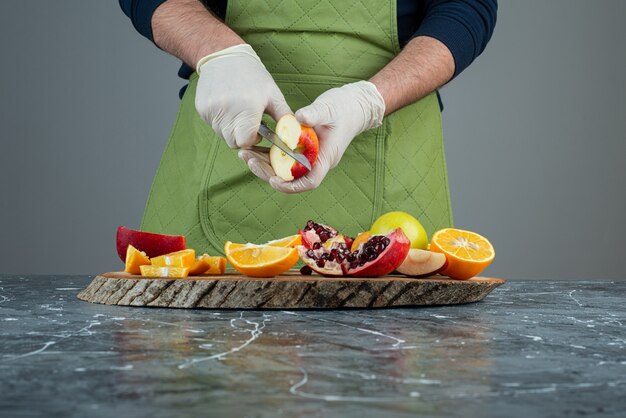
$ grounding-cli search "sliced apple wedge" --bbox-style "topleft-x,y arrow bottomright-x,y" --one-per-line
270,114 -> 318,181
397,249 -> 447,278
116,226 -> 186,262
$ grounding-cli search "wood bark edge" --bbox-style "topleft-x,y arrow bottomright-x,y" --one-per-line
77,273 -> 505,309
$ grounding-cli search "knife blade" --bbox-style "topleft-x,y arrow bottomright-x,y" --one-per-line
258,122 -> 312,171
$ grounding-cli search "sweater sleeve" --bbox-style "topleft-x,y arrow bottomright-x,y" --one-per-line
118,0 -> 167,42
413,0 -> 498,78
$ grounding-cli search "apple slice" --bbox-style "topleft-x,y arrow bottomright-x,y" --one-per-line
397,249 -> 447,278
116,226 -> 186,262
270,114 -> 319,181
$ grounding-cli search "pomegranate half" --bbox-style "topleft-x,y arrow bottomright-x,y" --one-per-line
297,220 -> 410,277
298,220 -> 353,250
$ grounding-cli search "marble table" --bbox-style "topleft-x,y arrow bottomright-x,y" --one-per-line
1,275 -> 624,417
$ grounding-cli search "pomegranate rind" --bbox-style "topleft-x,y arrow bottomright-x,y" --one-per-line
348,229 -> 410,277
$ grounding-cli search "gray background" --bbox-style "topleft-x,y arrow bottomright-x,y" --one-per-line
1,1 -> 625,279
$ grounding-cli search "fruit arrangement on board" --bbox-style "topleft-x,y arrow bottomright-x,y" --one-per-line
115,212 -> 494,280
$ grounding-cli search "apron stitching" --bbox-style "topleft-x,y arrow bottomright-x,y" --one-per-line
409,147 -> 444,230
284,34 -> 342,79
384,106 -> 443,230
372,122 -> 386,224
339,44 -> 382,81
223,185 -> 272,238
198,137 -> 227,252
223,0 -> 237,24
264,202 -> 297,236
262,37 -> 302,75
274,76 -> 360,84
434,107 -> 454,227
325,1 -> 390,47
140,87 -> 190,231
319,2 -> 361,34
253,1 -> 331,75
206,176 -> 258,234
278,0 -> 313,31
329,165 -> 377,231
324,9 -> 394,79
148,98 -> 211,225
388,0 -> 401,54
342,134 -> 382,207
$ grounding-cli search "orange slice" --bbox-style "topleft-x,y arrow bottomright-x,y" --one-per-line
188,254 -> 227,275
140,265 -> 189,278
430,228 -> 495,280
265,234 -> 302,248
350,231 -> 371,252
225,235 -> 302,251
224,241 -> 298,277
151,249 -> 196,268
124,244 -> 150,275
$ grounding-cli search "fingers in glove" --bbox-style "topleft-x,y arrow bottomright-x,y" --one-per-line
266,93 -> 293,123
247,158 -> 275,182
295,101 -> 333,127
269,160 -> 329,194
238,147 -> 270,164
238,148 -> 274,182
232,119 -> 262,148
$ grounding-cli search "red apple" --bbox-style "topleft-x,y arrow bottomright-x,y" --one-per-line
116,226 -> 186,262
396,249 -> 447,278
270,114 -> 318,181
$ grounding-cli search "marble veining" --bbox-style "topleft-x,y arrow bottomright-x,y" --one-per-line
0,275 -> 625,417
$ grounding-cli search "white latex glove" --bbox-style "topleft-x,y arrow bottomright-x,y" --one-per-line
195,44 -> 291,148
239,81 -> 385,193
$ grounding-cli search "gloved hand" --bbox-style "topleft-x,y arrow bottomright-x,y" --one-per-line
195,44 -> 291,148
239,80 -> 385,193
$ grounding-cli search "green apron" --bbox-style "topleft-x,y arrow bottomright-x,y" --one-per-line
141,0 -> 453,255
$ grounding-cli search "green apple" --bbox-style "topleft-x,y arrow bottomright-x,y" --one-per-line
370,211 -> 428,249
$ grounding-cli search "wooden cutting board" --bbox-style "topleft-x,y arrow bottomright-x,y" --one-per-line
77,271 -> 505,309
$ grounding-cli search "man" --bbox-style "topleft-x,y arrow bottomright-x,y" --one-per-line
119,0 -> 497,255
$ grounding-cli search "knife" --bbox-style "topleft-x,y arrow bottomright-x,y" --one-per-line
258,122 -> 312,171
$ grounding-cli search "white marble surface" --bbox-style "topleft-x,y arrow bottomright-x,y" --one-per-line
1,275 -> 625,417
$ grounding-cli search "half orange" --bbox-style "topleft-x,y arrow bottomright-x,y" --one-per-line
224,241 -> 298,277
430,228 -> 495,280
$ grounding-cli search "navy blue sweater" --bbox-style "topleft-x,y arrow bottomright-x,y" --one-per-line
120,0 -> 497,98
